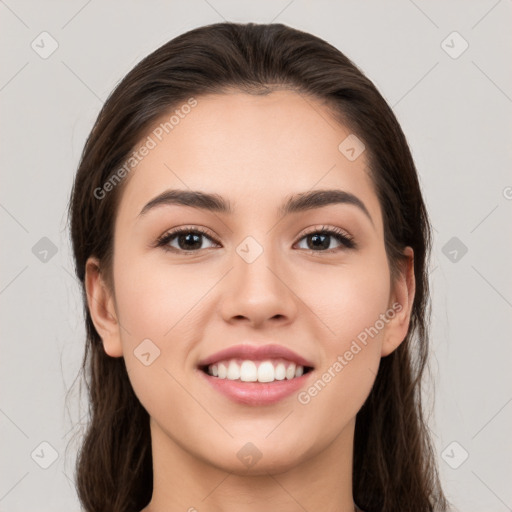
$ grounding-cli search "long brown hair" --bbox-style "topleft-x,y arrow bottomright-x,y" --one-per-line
67,21 -> 451,512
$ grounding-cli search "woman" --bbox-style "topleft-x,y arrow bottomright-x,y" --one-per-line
68,21 -> 451,512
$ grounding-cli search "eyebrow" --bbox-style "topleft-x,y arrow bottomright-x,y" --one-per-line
138,188 -> 374,226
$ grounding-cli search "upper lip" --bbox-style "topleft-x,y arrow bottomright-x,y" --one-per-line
197,343 -> 315,368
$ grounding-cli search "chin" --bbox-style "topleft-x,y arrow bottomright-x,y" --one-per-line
205,438 -> 311,476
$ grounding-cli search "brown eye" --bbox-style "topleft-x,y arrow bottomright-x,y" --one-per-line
295,226 -> 356,252
155,224 -> 356,255
156,227 -> 220,253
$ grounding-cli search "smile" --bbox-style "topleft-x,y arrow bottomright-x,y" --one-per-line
201,358 -> 313,383
198,361 -> 315,406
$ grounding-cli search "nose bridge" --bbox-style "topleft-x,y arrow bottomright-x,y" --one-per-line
220,231 -> 296,325
235,231 -> 284,295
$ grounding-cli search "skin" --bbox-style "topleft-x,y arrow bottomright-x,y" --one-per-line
86,90 -> 415,512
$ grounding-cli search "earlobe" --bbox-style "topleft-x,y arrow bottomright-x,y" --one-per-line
381,246 -> 416,357
85,257 -> 123,358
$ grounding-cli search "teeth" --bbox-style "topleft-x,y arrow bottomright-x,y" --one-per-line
218,363 -> 227,379
240,361 -> 257,382
227,360 -> 241,380
206,359 -> 307,383
275,363 -> 286,380
257,361 -> 274,383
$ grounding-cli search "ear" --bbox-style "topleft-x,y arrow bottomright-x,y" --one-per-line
85,257 -> 123,358
381,246 -> 416,357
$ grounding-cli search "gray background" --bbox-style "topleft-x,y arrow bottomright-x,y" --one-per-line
1,1 -> 511,511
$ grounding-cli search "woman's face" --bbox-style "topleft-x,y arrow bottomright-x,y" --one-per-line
87,90 -> 414,474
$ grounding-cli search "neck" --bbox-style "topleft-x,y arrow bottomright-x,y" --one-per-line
142,416 -> 357,512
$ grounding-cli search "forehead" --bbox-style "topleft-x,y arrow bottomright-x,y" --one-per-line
116,90 -> 382,229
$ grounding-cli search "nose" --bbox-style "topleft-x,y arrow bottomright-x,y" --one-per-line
219,242 -> 298,329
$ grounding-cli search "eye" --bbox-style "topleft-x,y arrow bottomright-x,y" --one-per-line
155,224 -> 356,255
155,226 -> 220,254
294,225 -> 356,252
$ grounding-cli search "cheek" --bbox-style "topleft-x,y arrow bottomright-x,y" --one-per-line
112,253 -> 204,421
112,251 -> 213,399
294,261 -> 390,424
295,251 -> 391,349
113,250 -> 208,340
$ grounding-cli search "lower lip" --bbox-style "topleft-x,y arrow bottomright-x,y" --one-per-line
197,369 -> 313,406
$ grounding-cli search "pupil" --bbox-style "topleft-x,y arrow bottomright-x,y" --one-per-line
180,233 -> 201,250
177,233 -> 332,251
309,233 -> 329,250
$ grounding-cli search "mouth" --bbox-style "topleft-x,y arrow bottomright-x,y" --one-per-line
196,343 -> 316,405
198,359 -> 314,383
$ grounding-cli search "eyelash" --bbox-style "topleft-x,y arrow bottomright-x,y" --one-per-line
155,225 -> 356,255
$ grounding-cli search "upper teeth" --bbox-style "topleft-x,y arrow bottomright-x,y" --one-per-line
207,359 -> 305,383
